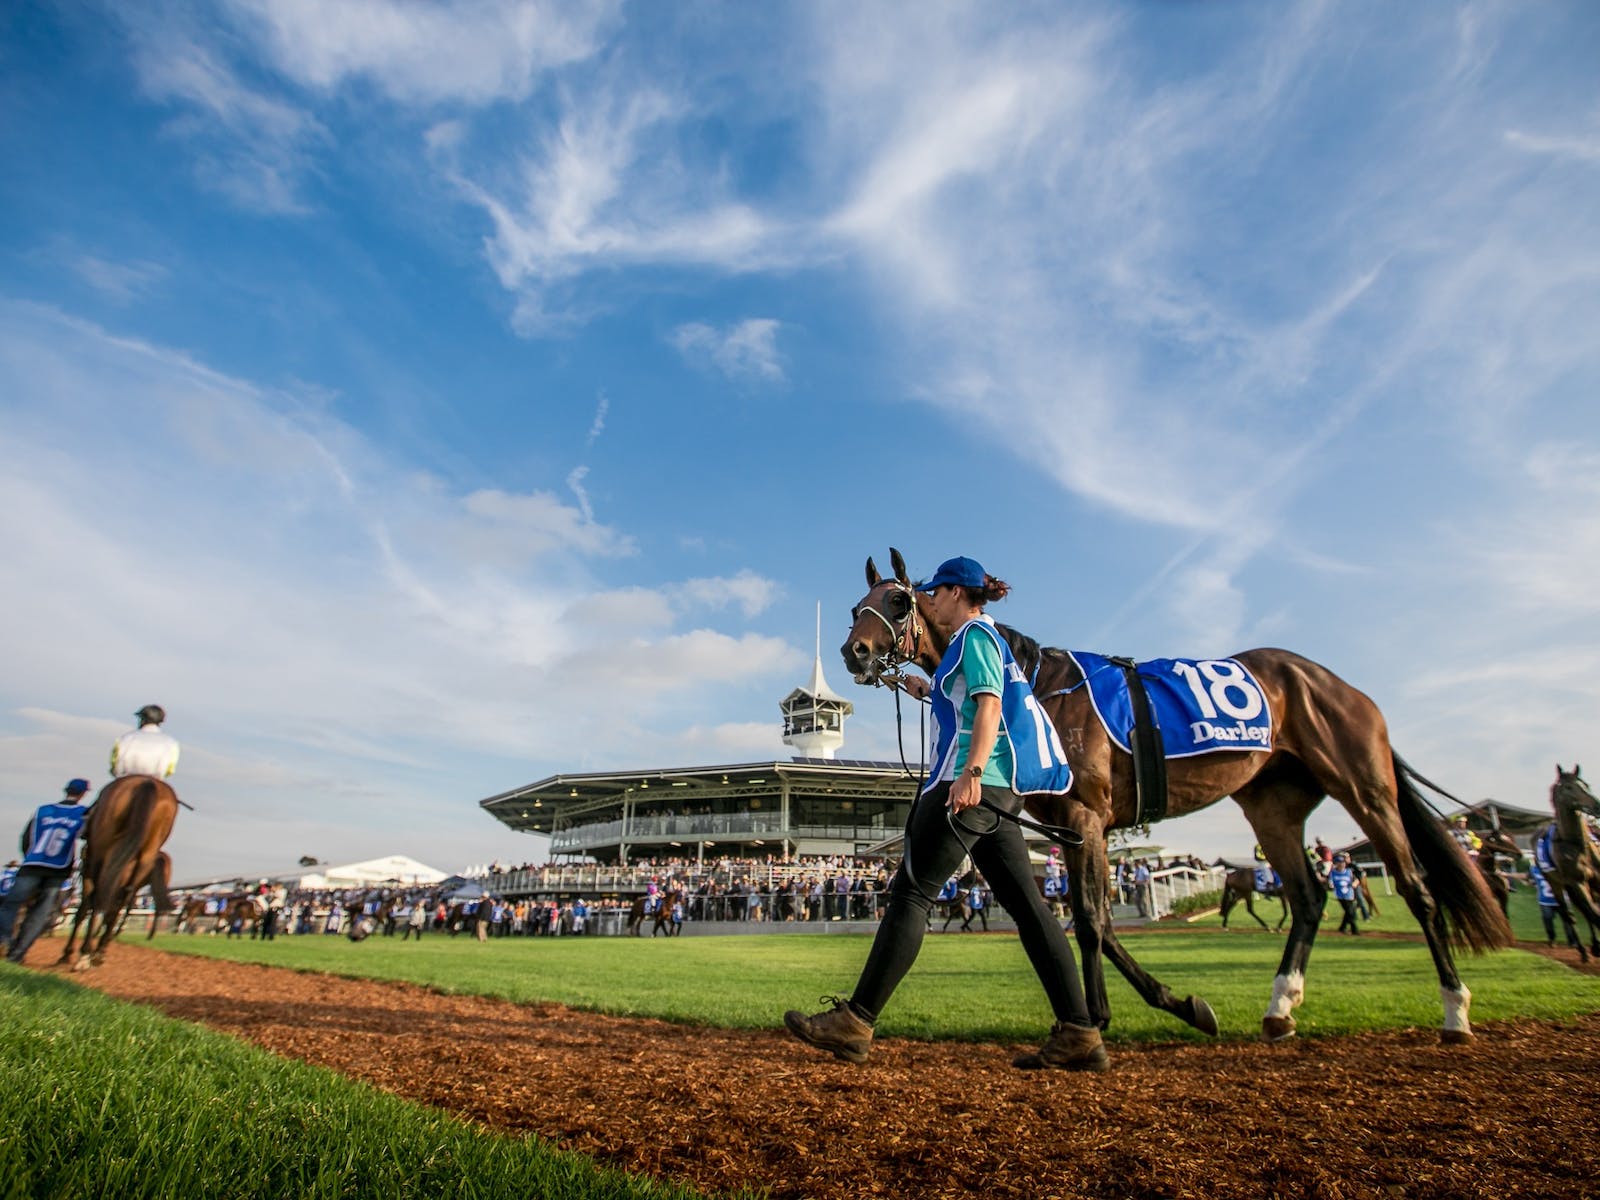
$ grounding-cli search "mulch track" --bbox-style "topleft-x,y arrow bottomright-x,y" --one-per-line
29,938 -> 1600,1200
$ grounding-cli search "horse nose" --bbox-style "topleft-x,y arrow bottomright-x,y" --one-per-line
841,639 -> 869,674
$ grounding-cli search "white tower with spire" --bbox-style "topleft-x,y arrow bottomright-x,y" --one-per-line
780,604 -> 855,759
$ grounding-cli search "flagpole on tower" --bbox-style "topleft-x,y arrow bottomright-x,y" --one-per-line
780,601 -> 853,759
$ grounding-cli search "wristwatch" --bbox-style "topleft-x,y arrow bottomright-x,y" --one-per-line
965,763 -> 985,779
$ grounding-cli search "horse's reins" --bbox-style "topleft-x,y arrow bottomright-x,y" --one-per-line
1395,753 -> 1480,824
851,579 -> 929,783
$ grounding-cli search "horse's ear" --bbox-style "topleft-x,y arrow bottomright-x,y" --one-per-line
1556,763 -> 1564,779
890,547 -> 910,584
865,556 -> 881,587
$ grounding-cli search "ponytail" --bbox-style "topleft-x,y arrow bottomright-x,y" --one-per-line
960,576 -> 1010,607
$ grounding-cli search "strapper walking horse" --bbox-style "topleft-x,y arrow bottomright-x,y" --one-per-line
59,776 -> 179,970
843,550 -> 1512,1043
1536,766 -> 1600,961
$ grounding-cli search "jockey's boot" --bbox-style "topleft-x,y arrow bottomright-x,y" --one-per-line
1011,1021 -> 1110,1072
783,997 -> 874,1064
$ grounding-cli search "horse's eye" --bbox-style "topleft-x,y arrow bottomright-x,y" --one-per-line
885,590 -> 910,619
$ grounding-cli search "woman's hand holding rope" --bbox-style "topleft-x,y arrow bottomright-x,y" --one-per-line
889,674 -> 931,701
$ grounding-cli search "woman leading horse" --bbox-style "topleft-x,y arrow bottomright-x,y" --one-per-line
787,556 -> 1107,1071
841,549 -> 1511,1044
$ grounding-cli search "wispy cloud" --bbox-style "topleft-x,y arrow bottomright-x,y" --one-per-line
120,15 -> 328,213
585,392 -> 609,445
1466,444 -> 1600,622
0,301 -> 795,852
67,253 -> 168,303
679,571 -> 780,619
444,79 -> 786,332
670,319 -> 786,384
1504,127 -> 1600,164
565,465 -> 594,523
112,0 -> 618,214
226,0 -> 620,105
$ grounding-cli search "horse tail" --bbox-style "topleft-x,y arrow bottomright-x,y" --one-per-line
98,778 -> 163,917
148,850 -> 173,914
1393,752 -> 1514,953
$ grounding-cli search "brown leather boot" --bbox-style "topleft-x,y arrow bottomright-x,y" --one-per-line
784,997 -> 874,1064
1011,1021 -> 1110,1071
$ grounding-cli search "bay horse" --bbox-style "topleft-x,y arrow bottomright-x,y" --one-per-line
59,776 -> 179,970
1536,766 -> 1600,960
843,550 -> 1512,1043
171,894 -> 216,934
345,897 -> 389,942
221,894 -> 266,937
1219,866 -> 1288,932
629,890 -> 680,937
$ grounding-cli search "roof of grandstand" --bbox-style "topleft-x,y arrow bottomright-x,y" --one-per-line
479,757 -> 921,836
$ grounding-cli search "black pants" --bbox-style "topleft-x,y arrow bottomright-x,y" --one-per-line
1336,897 -> 1360,934
0,867 -> 70,962
1539,904 -> 1578,947
850,783 -> 1089,1025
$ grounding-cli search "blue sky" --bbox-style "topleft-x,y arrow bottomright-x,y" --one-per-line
2,1 -> 1596,879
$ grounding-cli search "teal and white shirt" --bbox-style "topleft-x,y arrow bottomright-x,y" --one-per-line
923,615 -> 1074,797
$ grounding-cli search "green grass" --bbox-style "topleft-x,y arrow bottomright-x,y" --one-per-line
13,896 -> 1594,1200
1184,874 -> 1575,945
0,965 -> 730,1200
149,886 -> 1600,1044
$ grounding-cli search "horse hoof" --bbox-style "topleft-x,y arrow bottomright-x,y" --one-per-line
1439,1029 -> 1474,1046
1185,996 -> 1220,1038
1261,1016 -> 1297,1043
71,957 -> 93,973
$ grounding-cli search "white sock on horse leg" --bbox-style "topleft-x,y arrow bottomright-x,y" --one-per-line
1441,984 -> 1472,1036
1265,971 -> 1304,1020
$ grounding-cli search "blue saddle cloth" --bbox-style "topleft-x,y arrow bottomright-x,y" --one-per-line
1064,650 -> 1274,759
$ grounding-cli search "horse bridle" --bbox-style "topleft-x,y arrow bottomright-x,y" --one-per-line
1551,775 -> 1600,848
850,580 -> 927,685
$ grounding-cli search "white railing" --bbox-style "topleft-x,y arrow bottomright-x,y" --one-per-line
1145,864 -> 1227,918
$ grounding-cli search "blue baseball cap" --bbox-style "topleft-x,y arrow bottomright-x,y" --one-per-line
915,556 -> 986,593
64,778 -> 91,796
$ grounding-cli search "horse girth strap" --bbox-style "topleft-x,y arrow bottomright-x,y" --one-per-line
1108,655 -> 1169,826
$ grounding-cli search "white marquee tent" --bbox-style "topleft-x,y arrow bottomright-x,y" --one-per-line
174,854 -> 447,892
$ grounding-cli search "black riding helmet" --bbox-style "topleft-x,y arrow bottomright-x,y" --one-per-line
136,704 -> 166,726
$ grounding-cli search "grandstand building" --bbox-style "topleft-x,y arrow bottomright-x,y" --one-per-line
479,646 -> 920,863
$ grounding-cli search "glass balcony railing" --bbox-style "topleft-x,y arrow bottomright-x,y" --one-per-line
549,811 -> 898,852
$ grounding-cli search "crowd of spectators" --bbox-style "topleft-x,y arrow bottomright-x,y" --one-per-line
146,849 -> 1219,940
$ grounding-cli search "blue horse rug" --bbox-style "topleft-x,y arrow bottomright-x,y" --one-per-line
1064,650 -> 1274,759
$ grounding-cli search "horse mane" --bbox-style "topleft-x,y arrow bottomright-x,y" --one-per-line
993,623 -> 1082,687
